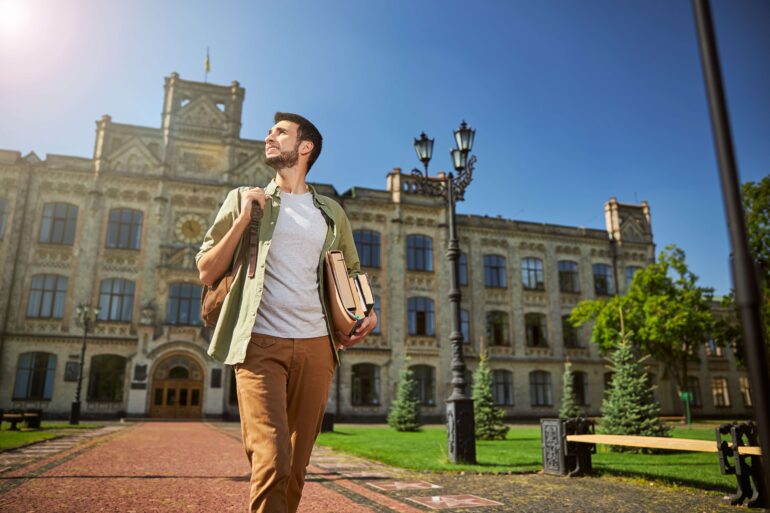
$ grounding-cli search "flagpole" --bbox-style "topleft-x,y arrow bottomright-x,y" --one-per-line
204,47 -> 210,83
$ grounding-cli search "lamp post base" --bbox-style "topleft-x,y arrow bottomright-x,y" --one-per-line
69,401 -> 81,425
446,397 -> 476,464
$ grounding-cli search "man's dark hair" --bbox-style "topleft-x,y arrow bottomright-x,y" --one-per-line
274,112 -> 323,172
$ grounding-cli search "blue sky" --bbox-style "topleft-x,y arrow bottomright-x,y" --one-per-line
0,0 -> 768,295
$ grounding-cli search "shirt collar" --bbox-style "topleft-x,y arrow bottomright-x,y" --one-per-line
264,178 -> 327,206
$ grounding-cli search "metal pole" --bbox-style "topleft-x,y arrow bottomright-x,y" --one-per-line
692,0 -> 770,494
445,174 -> 476,464
70,317 -> 89,425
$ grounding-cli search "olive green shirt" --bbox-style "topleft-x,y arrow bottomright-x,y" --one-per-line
195,178 -> 360,366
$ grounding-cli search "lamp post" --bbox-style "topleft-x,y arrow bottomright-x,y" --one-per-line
411,121 -> 477,464
70,303 -> 100,425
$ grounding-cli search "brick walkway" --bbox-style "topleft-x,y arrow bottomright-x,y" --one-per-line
0,421 -> 749,512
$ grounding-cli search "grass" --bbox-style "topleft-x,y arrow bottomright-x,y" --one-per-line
0,421 -> 104,451
315,424 -> 738,493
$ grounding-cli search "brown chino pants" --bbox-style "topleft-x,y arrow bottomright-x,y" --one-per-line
235,332 -> 336,513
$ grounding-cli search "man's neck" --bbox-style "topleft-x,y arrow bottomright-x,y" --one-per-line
275,167 -> 308,194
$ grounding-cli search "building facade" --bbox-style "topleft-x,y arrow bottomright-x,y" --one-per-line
0,74 -> 752,421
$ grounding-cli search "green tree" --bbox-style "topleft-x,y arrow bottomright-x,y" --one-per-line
559,361 -> 584,418
601,329 -> 671,449
570,245 -> 715,413
471,349 -> 509,440
387,359 -> 422,432
718,176 -> 770,362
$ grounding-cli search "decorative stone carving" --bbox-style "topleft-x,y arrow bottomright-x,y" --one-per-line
140,302 -> 157,326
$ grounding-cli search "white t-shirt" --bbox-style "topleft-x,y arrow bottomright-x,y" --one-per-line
251,190 -> 329,338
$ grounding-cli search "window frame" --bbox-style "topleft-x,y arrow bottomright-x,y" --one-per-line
483,254 -> 507,289
407,296 -> 435,336
39,202 -> 78,245
521,257 -> 545,291
106,207 -> 144,250
406,234 -> 434,272
353,229 -> 381,268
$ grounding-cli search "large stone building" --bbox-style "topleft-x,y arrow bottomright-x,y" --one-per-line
0,74 -> 752,421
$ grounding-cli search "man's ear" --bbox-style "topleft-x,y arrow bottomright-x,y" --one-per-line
300,141 -> 314,156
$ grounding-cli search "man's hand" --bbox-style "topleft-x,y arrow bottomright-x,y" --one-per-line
336,309 -> 378,350
239,187 -> 267,223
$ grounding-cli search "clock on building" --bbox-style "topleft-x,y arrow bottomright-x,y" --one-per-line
174,214 -> 205,243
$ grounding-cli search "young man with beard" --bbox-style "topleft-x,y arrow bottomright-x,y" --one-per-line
196,112 -> 378,513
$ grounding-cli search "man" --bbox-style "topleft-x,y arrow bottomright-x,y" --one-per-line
196,112 -> 378,513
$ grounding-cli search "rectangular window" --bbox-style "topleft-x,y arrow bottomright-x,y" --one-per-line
525,313 -> 548,347
39,203 -> 78,245
353,230 -> 381,268
592,263 -> 615,296
687,376 -> 703,408
406,235 -> 433,272
485,311 -> 510,346
27,274 -> 68,319
739,376 -> 752,407
562,315 -> 580,348
106,208 -> 143,250
460,309 -> 470,344
521,257 -> 545,290
408,297 -> 435,336
483,254 -> 507,288
711,377 -> 731,408
458,253 -> 468,286
558,261 -> 579,293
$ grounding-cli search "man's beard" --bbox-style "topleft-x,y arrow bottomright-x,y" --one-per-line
266,141 -> 300,170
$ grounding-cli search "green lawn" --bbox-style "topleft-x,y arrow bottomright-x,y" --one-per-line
316,425 -> 737,493
0,421 -> 104,451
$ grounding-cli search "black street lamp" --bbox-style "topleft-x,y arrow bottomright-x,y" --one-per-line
70,303 -> 100,425
411,121 -> 477,464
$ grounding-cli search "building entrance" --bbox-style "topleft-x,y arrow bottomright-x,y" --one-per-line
149,353 -> 203,418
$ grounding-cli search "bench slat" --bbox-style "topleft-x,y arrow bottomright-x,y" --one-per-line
565,434 -> 762,456
567,434 -> 716,453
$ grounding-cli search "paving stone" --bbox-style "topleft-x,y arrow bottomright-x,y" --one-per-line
367,480 -> 442,491
406,495 -> 504,510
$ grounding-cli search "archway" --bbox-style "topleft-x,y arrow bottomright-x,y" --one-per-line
149,353 -> 204,418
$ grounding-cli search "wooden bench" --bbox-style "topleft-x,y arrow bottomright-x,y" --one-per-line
541,418 -> 766,509
1,409 -> 43,431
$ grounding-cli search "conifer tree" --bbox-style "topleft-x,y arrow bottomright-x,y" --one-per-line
601,331 -> 671,450
387,359 -> 422,431
559,361 -> 584,419
471,349 -> 509,440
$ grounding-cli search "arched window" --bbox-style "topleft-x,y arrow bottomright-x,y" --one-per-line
409,364 -> 435,405
167,282 -> 202,325
13,352 -> 56,400
353,230 -> 381,268
525,313 -> 548,347
486,311 -> 510,346
592,263 -> 614,296
483,254 -> 507,288
351,363 -> 380,406
492,370 -> 513,406
558,261 -> 579,293
406,235 -> 433,272
407,297 -> 435,336
529,370 -> 552,406
107,208 -> 143,250
27,274 -> 68,319
87,354 -> 127,402
521,257 -> 544,290
39,202 -> 78,245
98,278 -> 135,322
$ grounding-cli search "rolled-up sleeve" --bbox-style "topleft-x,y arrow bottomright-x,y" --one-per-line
195,188 -> 239,270
336,207 -> 361,279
